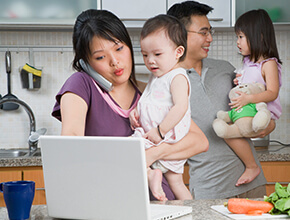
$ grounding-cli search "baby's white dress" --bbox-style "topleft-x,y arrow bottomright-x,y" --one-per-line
132,67 -> 191,174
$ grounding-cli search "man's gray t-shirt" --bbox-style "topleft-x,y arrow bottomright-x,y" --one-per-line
187,58 -> 266,199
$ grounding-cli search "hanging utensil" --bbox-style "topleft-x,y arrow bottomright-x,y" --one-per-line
1,51 -> 19,111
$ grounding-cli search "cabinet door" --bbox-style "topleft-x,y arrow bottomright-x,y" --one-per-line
102,0 -> 166,27
167,0 -> 232,27
235,0 -> 290,24
0,0 -> 99,27
183,163 -> 190,189
0,171 -> 22,207
261,161 -> 290,196
23,170 -> 46,205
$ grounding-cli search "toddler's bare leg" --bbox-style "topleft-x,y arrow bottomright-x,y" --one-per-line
147,168 -> 167,201
225,138 -> 261,186
164,171 -> 192,200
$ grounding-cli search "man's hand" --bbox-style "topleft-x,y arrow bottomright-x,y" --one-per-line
253,119 -> 276,138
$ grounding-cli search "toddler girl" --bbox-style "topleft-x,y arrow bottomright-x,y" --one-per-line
226,9 -> 282,186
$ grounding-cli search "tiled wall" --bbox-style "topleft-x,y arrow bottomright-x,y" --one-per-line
0,28 -> 289,149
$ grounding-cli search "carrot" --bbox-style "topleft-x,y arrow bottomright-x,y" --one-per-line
246,210 -> 264,216
224,198 -> 274,214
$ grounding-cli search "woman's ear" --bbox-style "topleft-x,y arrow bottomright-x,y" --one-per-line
175,46 -> 185,59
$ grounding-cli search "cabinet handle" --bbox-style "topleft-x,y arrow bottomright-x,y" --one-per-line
209,18 -> 223,22
266,182 -> 289,185
122,18 -> 224,22
121,18 -> 147,21
36,188 -> 45,191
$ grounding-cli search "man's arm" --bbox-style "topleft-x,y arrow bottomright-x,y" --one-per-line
145,119 -> 209,167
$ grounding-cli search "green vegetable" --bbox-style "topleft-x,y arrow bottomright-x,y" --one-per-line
264,182 -> 290,216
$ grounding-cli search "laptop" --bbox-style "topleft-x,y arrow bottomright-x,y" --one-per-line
39,135 -> 192,220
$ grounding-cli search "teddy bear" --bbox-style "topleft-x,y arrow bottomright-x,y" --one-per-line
212,82 -> 271,138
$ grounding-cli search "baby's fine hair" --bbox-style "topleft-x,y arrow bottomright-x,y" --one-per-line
140,14 -> 187,62
235,9 -> 282,64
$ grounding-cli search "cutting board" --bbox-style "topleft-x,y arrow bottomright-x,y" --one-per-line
211,205 -> 289,219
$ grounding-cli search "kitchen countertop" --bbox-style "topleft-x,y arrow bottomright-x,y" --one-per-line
255,144 -> 290,162
0,157 -> 42,167
0,144 -> 289,168
0,199 -> 289,220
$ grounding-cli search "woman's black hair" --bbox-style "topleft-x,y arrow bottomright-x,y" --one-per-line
141,14 -> 187,62
235,9 -> 282,64
72,9 -> 137,84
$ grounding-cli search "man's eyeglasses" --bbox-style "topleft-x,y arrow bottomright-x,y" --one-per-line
187,29 -> 215,37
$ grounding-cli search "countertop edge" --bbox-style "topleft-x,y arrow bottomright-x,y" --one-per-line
0,157 -> 42,167
0,146 -> 289,168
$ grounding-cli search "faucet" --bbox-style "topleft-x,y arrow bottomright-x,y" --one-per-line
0,97 -> 45,152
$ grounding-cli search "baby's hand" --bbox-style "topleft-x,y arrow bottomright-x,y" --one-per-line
229,91 -> 251,111
143,127 -> 162,144
129,108 -> 140,129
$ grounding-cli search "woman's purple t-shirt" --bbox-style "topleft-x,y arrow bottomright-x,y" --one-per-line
52,72 -> 139,136
51,72 -> 175,200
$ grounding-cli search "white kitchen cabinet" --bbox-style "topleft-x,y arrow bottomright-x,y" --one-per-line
0,0 -> 99,29
167,0 -> 232,27
101,0 -> 166,28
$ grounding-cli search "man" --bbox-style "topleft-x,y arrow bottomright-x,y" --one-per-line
167,1 -> 275,199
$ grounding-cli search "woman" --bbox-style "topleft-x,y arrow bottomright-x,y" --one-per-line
52,9 -> 208,200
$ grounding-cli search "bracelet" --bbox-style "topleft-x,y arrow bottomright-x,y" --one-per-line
157,125 -> 165,140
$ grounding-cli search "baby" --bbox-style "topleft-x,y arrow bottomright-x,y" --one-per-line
130,14 -> 192,201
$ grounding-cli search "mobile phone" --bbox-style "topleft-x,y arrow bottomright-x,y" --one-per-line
79,59 -> 113,92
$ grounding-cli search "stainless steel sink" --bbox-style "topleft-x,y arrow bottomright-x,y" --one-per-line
0,148 -> 41,158
31,150 -> 41,157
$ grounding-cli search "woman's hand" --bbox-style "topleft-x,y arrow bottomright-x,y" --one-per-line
129,108 -> 140,129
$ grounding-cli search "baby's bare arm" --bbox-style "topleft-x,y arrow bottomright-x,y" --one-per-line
158,75 -> 189,136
